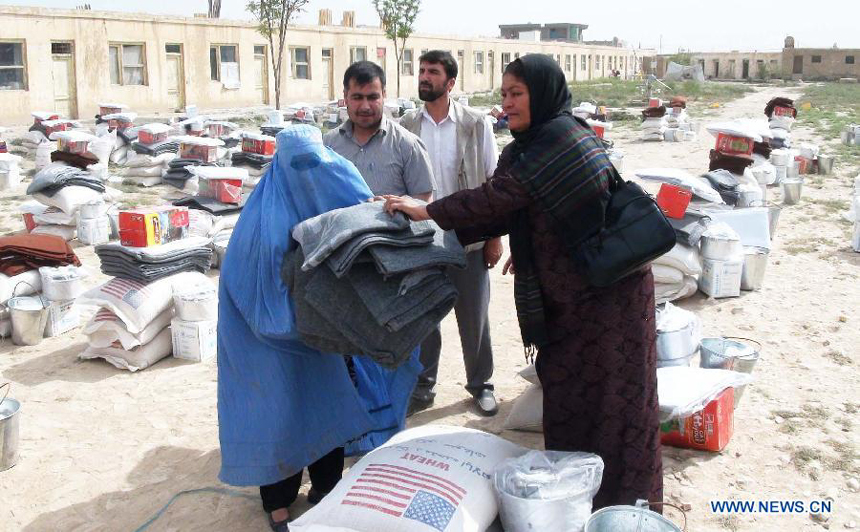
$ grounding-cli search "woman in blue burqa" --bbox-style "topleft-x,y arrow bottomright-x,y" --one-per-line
217,124 -> 421,531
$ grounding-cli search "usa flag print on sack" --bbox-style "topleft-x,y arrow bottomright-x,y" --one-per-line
342,463 -> 465,530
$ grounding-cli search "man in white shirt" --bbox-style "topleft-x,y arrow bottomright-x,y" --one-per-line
400,50 -> 503,417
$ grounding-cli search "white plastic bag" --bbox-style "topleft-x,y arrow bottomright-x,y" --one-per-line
493,450 -> 604,532
657,366 -> 753,422
84,307 -> 173,351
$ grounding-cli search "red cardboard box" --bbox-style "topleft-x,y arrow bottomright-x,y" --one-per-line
656,183 -> 693,219
241,135 -> 276,156
198,179 -> 243,204
715,133 -> 754,157
661,387 -> 734,452
118,206 -> 190,247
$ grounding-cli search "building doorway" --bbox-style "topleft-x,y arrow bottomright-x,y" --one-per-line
254,45 -> 269,105
742,59 -> 750,79
50,41 -> 77,118
165,44 -> 186,111
321,48 -> 334,100
793,55 -> 803,75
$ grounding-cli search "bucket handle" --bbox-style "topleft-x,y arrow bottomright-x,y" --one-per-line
11,280 -> 38,299
723,336 -> 762,352
11,281 -> 48,309
645,501 -> 688,532
0,382 -> 9,408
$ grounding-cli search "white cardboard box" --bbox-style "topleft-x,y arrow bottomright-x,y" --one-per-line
171,318 -> 217,362
699,258 -> 743,298
44,299 -> 80,337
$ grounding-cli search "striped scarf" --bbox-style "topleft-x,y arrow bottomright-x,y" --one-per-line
507,114 -> 615,358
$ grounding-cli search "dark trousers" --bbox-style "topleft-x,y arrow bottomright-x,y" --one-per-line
416,249 -> 494,397
259,447 -> 345,512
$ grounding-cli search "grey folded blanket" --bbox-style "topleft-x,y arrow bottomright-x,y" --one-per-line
368,223 -> 467,276
326,220 -> 436,278
292,202 -> 410,270
282,249 -> 457,369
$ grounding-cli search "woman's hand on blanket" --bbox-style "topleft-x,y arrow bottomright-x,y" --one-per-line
502,255 -> 515,275
383,195 -> 430,221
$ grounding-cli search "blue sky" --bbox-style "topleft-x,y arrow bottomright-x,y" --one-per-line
2,0 -> 857,53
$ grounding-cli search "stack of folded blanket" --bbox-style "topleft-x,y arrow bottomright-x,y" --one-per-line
131,139 -> 181,156
173,196 -> 244,216
283,201 -> 466,368
0,234 -> 81,276
95,236 -> 212,283
50,150 -> 99,170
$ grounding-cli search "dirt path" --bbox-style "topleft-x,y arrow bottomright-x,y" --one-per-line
1,85 -> 858,531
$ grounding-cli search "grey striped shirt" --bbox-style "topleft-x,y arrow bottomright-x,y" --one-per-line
323,116 -> 436,197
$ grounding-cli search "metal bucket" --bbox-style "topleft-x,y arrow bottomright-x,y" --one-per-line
766,203 -> 783,238
782,179 -> 803,205
741,247 -> 768,291
817,155 -> 834,175
656,354 -> 693,368
700,337 -> 761,407
7,293 -> 49,347
586,501 -> 685,532
656,321 -> 700,361
0,383 -> 21,472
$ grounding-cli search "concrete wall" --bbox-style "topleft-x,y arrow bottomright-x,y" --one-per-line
782,48 -> 860,80
0,6 -> 650,123
655,52 -> 782,80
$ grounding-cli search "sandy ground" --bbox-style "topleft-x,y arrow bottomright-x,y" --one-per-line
1,85 -> 859,532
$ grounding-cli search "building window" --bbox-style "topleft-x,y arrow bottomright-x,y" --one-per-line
565,54 -> 572,72
847,56 -> 856,65
291,47 -> 310,79
166,44 -> 182,54
501,52 -> 511,71
811,55 -> 822,63
474,51 -> 484,74
595,55 -> 601,70
0,41 -> 26,90
420,48 -> 428,56
51,42 -> 72,55
109,43 -> 147,85
581,54 -> 586,70
321,48 -> 332,59
254,45 -> 265,56
402,49 -> 414,75
555,54 -> 561,65
210,44 -> 238,84
350,46 -> 366,64
514,52 -> 520,60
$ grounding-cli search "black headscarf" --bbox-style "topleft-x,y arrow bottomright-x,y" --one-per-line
508,55 -> 573,146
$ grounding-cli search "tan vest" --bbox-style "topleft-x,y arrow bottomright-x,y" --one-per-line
401,99 -> 492,251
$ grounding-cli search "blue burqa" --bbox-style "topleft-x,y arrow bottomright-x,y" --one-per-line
217,125 -> 421,487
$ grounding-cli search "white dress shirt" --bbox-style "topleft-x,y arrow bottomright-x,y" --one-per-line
419,102 -> 498,200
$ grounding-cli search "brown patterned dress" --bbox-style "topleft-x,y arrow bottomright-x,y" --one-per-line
426,148 -> 663,509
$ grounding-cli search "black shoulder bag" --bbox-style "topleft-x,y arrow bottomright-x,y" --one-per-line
576,171 -> 676,287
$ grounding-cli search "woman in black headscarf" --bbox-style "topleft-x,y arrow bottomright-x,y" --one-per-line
383,54 -> 662,509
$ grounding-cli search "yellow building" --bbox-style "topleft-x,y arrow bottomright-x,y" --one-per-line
0,5 -> 651,123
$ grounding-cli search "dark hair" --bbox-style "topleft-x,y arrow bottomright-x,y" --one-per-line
343,60 -> 386,90
503,58 -> 525,80
418,50 -> 458,80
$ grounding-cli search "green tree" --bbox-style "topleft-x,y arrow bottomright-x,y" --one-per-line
247,0 -> 309,109
372,0 -> 421,97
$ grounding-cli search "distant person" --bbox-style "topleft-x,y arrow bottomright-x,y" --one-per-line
324,61 -> 435,201
400,50 -> 502,417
